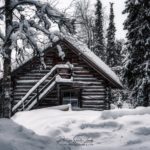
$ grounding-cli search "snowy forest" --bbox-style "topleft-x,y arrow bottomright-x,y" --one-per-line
0,0 -> 149,150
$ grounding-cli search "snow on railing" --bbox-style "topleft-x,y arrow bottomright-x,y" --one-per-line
12,63 -> 73,113
20,74 -> 57,112
55,74 -> 73,83
26,80 -> 56,110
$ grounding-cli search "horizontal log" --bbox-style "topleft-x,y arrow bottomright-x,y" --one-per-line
18,77 -> 45,80
30,70 -> 51,73
81,108 -> 104,111
73,70 -> 90,74
82,89 -> 105,92
81,86 -> 105,90
82,105 -> 105,109
72,66 -> 87,71
14,88 -> 32,92
43,97 -> 58,101
15,85 -> 33,89
73,82 -> 104,87
14,92 -> 36,96
73,74 -> 93,78
82,96 -> 105,99
21,73 -> 46,77
38,102 -> 59,106
73,77 -> 99,81
82,92 -> 106,96
82,101 -> 105,105
16,80 -> 50,84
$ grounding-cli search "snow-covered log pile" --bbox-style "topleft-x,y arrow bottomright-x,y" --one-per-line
12,107 -> 150,150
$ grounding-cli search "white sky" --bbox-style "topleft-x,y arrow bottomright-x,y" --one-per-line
56,0 -> 127,40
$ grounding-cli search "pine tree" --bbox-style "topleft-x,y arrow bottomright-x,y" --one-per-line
115,40 -> 124,67
106,3 -> 116,67
93,0 -> 105,59
123,0 -> 150,107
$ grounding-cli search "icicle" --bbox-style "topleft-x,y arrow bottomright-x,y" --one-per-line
135,0 -> 139,5
66,61 -> 74,70
40,53 -> 46,69
56,44 -> 65,60
68,104 -> 72,111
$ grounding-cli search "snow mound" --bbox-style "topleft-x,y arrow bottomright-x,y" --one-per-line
12,107 -> 150,150
0,119 -> 62,150
101,107 -> 150,119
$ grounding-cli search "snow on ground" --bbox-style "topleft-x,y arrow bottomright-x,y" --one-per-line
0,119 -> 62,150
11,106 -> 150,150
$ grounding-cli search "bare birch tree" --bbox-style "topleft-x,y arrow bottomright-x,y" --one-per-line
0,0 -> 73,118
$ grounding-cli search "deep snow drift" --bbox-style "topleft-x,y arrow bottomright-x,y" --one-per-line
0,119 -> 62,150
11,106 -> 150,150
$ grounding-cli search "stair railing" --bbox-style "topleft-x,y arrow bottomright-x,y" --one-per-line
12,64 -> 71,113
25,74 -> 56,111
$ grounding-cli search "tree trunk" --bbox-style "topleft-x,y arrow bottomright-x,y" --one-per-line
2,0 -> 13,118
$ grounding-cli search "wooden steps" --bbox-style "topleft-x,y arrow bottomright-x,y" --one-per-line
12,60 -> 54,110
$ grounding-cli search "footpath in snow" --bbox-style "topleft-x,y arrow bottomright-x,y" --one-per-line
10,106 -> 150,150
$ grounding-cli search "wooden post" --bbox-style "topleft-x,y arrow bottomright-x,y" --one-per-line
11,76 -> 16,105
108,87 -> 112,110
57,84 -> 61,105
78,89 -> 82,108
36,87 -> 39,102
106,85 -> 111,110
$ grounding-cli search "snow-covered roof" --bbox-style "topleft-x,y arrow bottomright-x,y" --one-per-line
62,34 -> 123,88
0,32 -> 122,88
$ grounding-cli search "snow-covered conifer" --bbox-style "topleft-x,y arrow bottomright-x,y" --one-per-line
106,3 -> 116,67
93,0 -> 105,60
123,0 -> 150,106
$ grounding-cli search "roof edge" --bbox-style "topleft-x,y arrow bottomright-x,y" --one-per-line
62,38 -> 123,89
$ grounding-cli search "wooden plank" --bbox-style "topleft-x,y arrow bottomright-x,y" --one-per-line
82,89 -> 105,92
82,96 -> 105,100
82,101 -> 105,105
82,105 -> 105,109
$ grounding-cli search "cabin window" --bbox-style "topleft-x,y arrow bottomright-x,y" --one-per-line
62,91 -> 79,109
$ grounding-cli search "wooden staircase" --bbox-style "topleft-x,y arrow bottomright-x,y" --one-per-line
13,71 -> 52,106
12,64 -> 72,114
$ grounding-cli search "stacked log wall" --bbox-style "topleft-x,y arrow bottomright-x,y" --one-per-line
2,42 -> 110,111
39,43 -> 109,110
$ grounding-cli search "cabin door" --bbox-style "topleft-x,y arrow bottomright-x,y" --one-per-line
60,89 -> 81,110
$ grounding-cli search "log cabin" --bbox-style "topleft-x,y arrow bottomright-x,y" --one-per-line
0,33 -> 123,115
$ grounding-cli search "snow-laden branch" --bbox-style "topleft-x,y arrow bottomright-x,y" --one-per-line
11,0 -> 41,11
0,6 -> 4,11
0,31 -> 5,41
12,0 -> 74,33
4,25 -> 19,46
11,0 -> 62,19
23,29 -> 40,53
0,7 -> 4,17
29,20 -> 51,36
